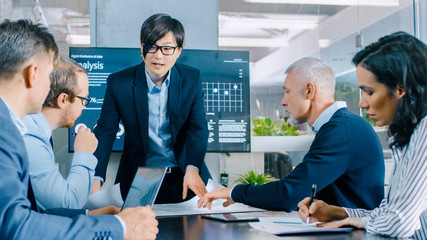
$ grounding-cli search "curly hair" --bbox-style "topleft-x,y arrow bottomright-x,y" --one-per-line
352,32 -> 427,149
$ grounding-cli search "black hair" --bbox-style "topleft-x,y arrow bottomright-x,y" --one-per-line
353,31 -> 427,149
140,13 -> 184,57
0,19 -> 58,79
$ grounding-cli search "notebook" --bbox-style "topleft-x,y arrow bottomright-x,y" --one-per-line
121,167 -> 167,209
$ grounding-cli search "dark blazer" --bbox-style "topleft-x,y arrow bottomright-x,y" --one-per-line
232,108 -> 385,212
0,99 -> 123,240
94,62 -> 210,198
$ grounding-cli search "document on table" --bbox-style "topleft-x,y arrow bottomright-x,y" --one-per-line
153,179 -> 266,217
249,217 -> 352,235
84,183 -> 124,210
84,179 -> 265,216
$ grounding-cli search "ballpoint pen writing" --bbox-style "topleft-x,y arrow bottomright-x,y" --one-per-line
306,184 -> 317,224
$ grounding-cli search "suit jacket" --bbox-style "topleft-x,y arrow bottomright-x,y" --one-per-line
232,108 -> 385,212
0,99 -> 123,240
94,62 -> 210,198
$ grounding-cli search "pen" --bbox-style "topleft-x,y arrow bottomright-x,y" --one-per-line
273,221 -> 302,225
306,184 -> 317,224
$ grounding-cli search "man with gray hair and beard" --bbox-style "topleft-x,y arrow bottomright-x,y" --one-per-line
199,57 -> 385,212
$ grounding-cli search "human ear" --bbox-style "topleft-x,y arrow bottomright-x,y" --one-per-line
305,82 -> 316,100
175,47 -> 182,58
55,93 -> 69,108
394,83 -> 406,99
24,64 -> 38,88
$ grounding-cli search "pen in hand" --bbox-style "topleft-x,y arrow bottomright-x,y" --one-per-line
306,184 -> 317,224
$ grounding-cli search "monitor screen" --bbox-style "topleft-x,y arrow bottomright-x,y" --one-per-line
69,47 -> 250,152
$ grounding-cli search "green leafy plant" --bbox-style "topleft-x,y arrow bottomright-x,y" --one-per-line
362,109 -> 376,126
234,170 -> 274,185
251,117 -> 276,136
251,117 -> 299,136
277,119 -> 299,136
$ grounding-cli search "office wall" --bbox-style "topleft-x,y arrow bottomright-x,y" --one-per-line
418,0 -> 427,42
0,0 -> 13,19
90,0 -> 218,49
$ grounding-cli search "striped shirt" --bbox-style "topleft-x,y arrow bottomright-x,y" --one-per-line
345,116 -> 427,239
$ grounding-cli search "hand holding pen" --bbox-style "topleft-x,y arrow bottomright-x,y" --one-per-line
306,184 -> 317,223
297,186 -> 341,224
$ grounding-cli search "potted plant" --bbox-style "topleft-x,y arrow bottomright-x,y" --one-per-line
234,170 -> 274,185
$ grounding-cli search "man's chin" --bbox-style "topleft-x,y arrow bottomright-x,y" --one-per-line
65,122 -> 75,129
288,117 -> 303,126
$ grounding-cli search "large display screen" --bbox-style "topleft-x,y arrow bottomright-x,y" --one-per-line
69,47 -> 250,152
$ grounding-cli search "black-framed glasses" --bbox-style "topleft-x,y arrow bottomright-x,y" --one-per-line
76,96 -> 91,107
143,44 -> 178,55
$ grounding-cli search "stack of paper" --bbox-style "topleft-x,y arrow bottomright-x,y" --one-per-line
153,179 -> 266,217
249,217 -> 352,235
84,179 -> 266,217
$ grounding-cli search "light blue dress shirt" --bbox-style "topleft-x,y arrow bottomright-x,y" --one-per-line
311,101 -> 347,134
22,113 -> 97,210
145,68 -> 178,168
0,96 -> 27,135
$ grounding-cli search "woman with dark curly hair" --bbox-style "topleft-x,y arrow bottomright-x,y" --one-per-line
298,31 -> 426,239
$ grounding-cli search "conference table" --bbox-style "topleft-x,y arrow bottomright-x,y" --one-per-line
156,213 -> 394,240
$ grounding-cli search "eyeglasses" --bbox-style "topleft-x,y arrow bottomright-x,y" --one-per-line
76,96 -> 91,107
143,44 -> 178,55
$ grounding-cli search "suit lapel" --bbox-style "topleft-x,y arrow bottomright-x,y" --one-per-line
133,63 -> 149,157
168,66 -> 181,145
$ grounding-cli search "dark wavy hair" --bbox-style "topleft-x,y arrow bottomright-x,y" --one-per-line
352,31 -> 427,149
140,13 -> 184,57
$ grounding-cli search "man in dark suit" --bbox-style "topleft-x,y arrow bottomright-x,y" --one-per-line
199,57 -> 385,212
0,19 -> 157,240
92,13 -> 210,203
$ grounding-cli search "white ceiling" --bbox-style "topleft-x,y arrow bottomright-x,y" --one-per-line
9,0 -> 411,85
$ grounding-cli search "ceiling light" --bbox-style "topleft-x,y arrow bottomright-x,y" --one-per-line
319,39 -> 331,48
219,37 -> 289,48
244,0 -> 399,6
66,34 -> 90,45
222,18 -> 318,29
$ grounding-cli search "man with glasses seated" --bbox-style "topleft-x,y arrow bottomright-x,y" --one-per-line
23,56 -> 99,210
91,13 -> 211,204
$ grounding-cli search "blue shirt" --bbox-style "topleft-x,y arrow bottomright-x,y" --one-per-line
22,113 -> 97,210
0,96 -> 27,135
311,101 -> 347,134
145,68 -> 178,167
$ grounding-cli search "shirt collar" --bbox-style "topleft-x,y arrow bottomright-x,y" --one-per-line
311,101 -> 347,134
0,96 -> 28,136
29,113 -> 53,139
145,67 -> 170,93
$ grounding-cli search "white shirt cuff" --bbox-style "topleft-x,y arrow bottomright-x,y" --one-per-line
114,215 -> 126,237
93,176 -> 105,185
186,165 -> 199,172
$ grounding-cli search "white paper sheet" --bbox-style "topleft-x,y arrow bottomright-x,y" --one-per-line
249,217 -> 352,235
84,179 -> 266,217
153,179 -> 266,217
84,183 -> 124,210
